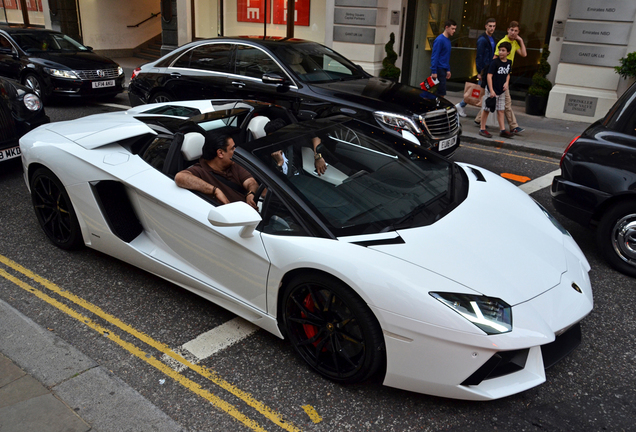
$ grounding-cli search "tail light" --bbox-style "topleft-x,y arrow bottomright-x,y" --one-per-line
131,67 -> 142,80
560,135 -> 580,167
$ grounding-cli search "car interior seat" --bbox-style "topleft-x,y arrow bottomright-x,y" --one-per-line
180,132 -> 206,162
286,52 -> 307,75
246,116 -> 270,140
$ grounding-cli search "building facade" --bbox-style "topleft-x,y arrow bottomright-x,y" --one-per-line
2,0 -> 635,122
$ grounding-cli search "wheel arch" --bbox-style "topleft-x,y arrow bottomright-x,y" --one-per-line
591,193 -> 636,227
275,267 -> 383,336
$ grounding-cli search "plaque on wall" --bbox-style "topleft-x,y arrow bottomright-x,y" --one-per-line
568,1 -> 636,22
563,94 -> 598,117
564,21 -> 631,45
335,0 -> 378,7
560,44 -> 627,67
334,8 -> 378,26
333,26 -> 376,44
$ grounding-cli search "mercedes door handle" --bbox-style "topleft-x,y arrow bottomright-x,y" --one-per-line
170,72 -> 182,78
231,81 -> 246,88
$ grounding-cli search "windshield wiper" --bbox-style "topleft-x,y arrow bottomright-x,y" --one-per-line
381,191 -> 446,232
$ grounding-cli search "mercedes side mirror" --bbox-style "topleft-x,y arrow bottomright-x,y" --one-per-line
262,73 -> 287,85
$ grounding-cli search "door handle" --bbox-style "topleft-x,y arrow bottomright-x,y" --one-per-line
231,81 -> 246,88
170,72 -> 182,78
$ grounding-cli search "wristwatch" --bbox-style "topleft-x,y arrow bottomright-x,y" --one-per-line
314,152 -> 323,160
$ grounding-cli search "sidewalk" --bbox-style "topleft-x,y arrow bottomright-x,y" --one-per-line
443,90 -> 592,159
0,299 -> 183,432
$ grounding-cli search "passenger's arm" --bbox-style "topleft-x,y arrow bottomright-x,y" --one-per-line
175,170 -> 229,204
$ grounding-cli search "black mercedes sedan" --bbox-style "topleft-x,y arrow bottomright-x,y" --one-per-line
551,82 -> 636,277
0,26 -> 124,101
128,37 -> 461,156
0,76 -> 49,163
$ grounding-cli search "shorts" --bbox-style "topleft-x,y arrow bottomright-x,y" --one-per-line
483,88 -> 506,111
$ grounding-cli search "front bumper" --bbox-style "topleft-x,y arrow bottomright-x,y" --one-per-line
46,75 -> 125,98
373,254 -> 593,400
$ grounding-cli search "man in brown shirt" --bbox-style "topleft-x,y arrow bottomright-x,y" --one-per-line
175,131 -> 259,209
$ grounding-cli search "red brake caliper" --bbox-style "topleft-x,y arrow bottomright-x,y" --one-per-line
301,294 -> 323,348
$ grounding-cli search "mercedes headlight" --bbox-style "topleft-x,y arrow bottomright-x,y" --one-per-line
118,66 -> 124,76
43,67 -> 80,79
23,93 -> 42,111
374,111 -> 422,135
430,292 -> 512,335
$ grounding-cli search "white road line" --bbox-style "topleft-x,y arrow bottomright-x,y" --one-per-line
519,169 -> 561,194
161,317 -> 259,372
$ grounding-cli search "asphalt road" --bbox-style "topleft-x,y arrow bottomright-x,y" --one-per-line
1,97 -> 635,431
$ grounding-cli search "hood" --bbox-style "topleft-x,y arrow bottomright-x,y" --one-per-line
29,51 -> 118,70
368,164 -> 568,305
309,77 -> 452,115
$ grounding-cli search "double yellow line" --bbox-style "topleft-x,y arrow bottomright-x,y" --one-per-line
0,254 -> 304,432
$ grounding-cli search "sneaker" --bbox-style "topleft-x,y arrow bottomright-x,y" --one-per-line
500,130 -> 514,138
456,103 -> 467,117
511,127 -> 525,134
479,130 -> 492,138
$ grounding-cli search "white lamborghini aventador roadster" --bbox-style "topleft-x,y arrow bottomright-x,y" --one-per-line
19,99 -> 593,400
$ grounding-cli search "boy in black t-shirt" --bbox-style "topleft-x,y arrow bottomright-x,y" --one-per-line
479,42 -> 514,138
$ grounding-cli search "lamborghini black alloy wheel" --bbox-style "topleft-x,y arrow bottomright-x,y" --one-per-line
282,274 -> 384,383
30,168 -> 83,250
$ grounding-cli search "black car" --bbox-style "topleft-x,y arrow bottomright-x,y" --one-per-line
0,76 -> 49,163
551,82 -> 636,277
0,26 -> 125,101
128,37 -> 461,156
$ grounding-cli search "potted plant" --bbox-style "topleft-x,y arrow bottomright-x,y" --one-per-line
525,44 -> 552,116
379,32 -> 401,82
615,52 -> 636,79
615,51 -> 636,96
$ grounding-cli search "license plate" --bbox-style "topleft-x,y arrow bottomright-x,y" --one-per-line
0,146 -> 21,161
92,80 -> 115,88
438,135 -> 457,151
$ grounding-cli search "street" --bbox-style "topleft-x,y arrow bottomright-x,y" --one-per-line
1,97 -> 635,432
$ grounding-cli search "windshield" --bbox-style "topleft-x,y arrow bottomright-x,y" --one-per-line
253,120 -> 464,236
11,32 -> 88,53
269,43 -> 366,84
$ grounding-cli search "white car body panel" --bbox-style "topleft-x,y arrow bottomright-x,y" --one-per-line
19,102 -> 593,400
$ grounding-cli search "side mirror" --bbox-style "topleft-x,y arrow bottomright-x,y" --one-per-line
262,73 -> 287,85
207,201 -> 262,238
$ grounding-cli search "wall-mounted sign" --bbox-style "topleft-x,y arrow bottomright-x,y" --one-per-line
568,1 -> 636,22
560,43 -> 627,67
237,0 -> 270,23
273,0 -> 311,26
564,21 -> 631,45
333,26 -> 376,44
334,8 -> 378,26
563,94 -> 598,117
335,0 -> 378,7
